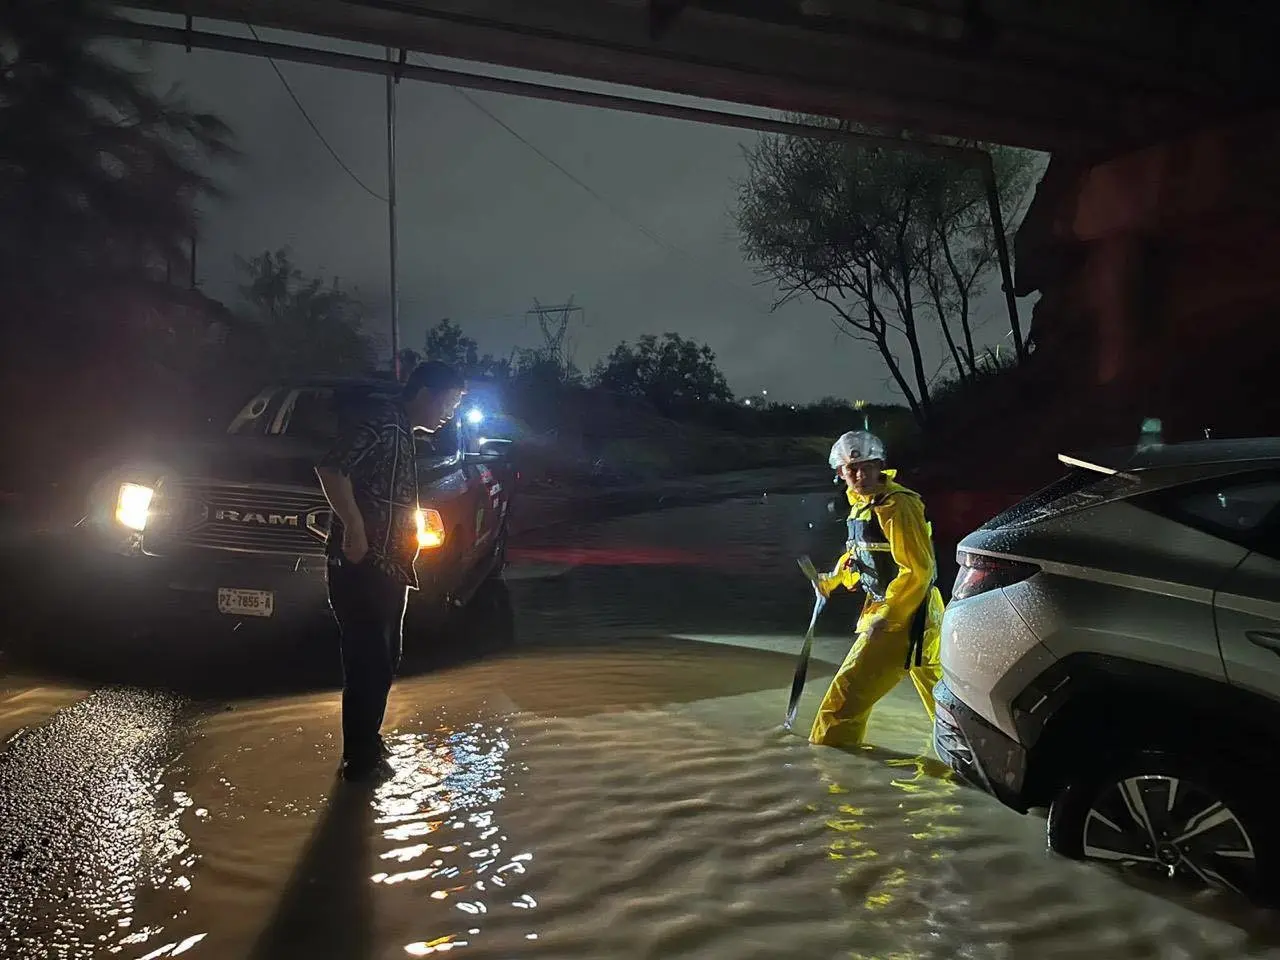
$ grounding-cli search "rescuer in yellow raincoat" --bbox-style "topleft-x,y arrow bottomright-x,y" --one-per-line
809,430 -> 944,748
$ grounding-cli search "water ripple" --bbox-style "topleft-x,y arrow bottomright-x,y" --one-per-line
372,722 -> 538,957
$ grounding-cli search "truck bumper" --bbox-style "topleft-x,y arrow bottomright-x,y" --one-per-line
36,529 -> 456,635
56,537 -> 332,629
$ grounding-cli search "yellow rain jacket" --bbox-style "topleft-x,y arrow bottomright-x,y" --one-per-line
810,471 -> 944,748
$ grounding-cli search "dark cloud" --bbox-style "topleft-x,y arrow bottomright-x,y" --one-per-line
116,20 -> 1042,404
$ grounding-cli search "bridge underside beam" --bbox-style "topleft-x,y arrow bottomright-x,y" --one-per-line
116,0 -> 1280,156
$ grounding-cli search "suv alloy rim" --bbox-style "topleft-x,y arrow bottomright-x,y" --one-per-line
1082,775 -> 1257,894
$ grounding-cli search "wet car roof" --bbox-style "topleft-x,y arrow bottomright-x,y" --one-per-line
1061,437 -> 1280,475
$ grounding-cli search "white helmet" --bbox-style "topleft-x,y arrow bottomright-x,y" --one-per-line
828,430 -> 886,470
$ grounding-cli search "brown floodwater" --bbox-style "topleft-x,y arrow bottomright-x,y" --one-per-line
2,495 -> 1279,959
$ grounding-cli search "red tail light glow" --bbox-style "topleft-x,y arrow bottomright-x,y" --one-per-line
952,550 -> 1040,601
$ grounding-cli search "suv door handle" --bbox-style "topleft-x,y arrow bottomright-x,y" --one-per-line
1245,630 -> 1280,655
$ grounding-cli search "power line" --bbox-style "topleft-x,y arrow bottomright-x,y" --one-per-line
446,80 -> 797,325
247,24 -> 387,203
403,57 -> 818,331
447,83 -> 692,260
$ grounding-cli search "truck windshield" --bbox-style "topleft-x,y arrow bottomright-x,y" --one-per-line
226,387 -> 278,436
224,384 -> 458,463
273,388 -> 343,441
226,386 -> 383,440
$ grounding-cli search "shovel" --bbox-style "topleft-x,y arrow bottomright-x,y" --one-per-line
784,556 -> 827,731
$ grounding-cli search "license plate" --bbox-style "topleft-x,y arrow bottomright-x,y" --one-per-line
217,588 -> 275,618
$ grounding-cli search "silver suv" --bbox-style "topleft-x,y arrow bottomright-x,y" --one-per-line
933,438 -> 1280,903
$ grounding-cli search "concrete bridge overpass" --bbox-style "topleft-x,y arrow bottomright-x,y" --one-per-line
100,1 -> 1280,406
114,0 -> 1280,157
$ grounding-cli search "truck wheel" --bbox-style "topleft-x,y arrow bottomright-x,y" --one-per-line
1047,749 -> 1276,904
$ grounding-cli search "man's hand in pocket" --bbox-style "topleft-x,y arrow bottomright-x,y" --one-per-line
343,523 -> 370,564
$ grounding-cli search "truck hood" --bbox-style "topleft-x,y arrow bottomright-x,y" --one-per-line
165,435 -> 326,488
102,434 -> 327,491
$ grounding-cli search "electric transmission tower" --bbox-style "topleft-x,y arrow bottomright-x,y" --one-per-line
525,296 -> 585,375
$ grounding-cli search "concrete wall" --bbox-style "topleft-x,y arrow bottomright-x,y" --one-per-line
1016,111 -> 1280,423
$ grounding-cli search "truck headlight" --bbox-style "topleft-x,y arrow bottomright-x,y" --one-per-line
116,482 -> 155,531
465,407 -> 485,426
415,507 -> 445,549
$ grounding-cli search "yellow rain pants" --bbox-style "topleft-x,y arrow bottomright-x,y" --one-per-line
809,473 -> 944,748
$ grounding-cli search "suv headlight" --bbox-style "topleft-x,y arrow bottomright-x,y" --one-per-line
116,482 -> 155,531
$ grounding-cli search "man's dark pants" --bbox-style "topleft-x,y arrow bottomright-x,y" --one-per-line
326,557 -> 409,767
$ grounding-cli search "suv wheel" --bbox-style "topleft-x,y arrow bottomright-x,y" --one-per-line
1047,750 -> 1275,903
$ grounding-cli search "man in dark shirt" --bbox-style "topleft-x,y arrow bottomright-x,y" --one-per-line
316,361 -> 464,781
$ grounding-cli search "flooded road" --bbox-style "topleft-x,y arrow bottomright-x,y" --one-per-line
2,493 -> 1279,959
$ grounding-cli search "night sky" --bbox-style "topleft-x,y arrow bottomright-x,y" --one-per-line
111,15 -> 1044,405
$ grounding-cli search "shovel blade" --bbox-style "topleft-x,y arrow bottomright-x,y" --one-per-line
784,593 -> 826,730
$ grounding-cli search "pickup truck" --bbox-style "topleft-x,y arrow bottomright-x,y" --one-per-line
66,376 -> 515,635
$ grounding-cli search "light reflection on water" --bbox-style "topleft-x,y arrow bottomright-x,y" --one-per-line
371,722 -> 537,957
814,746 -> 972,959
0,689 -> 201,959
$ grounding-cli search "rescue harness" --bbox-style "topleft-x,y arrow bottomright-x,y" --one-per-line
844,489 -> 937,669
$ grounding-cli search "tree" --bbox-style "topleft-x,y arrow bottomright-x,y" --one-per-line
424,318 -> 478,369
234,249 -> 376,377
0,0 -> 235,315
397,348 -> 422,376
0,0 -> 235,483
422,318 -> 512,380
593,333 -> 733,412
735,124 -> 1036,426
917,148 -> 1038,381
513,349 -> 578,389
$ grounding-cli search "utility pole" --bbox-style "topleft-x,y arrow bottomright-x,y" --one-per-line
386,47 -> 401,379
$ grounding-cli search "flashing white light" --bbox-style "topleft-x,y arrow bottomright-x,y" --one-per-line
116,482 -> 154,531
465,408 -> 484,425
